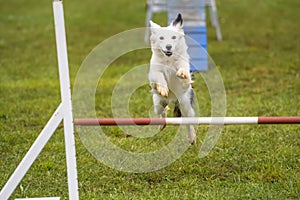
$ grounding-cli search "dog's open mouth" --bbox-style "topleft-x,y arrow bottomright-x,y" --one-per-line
163,50 -> 173,57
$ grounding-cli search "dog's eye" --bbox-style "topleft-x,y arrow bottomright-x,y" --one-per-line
159,36 -> 164,40
171,36 -> 176,40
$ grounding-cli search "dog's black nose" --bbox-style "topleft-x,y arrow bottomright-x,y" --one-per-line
166,44 -> 172,51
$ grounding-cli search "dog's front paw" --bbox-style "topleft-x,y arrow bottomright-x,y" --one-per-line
176,68 -> 190,82
156,84 -> 169,97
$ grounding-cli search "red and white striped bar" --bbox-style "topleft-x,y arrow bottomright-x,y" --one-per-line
74,116 -> 300,126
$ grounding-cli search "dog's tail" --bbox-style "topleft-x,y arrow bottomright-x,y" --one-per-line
190,88 -> 195,106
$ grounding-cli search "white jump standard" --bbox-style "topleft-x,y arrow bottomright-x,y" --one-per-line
0,0 -> 79,199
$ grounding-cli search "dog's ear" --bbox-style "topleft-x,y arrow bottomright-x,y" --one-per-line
172,13 -> 183,30
149,20 -> 161,36
150,20 -> 161,29
149,21 -> 161,42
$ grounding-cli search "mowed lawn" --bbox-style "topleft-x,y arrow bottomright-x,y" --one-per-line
0,0 -> 300,199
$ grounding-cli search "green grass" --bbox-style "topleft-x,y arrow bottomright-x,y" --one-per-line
1,0 -> 300,199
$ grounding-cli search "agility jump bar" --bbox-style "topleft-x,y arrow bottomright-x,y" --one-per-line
74,116 -> 300,126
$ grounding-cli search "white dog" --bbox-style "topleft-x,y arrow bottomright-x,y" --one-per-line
148,13 -> 196,144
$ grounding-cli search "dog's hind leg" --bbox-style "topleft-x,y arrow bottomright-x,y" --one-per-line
152,94 -> 168,131
179,89 -> 196,144
187,125 -> 196,145
174,101 -> 197,144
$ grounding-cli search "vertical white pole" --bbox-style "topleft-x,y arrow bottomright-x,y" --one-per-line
53,0 -> 79,199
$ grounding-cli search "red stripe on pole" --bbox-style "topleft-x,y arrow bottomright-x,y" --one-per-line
258,116 -> 300,124
74,118 -> 166,126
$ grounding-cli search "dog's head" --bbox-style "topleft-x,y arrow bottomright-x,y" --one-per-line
150,13 -> 185,57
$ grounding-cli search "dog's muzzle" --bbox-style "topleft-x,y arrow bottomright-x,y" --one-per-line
163,44 -> 173,57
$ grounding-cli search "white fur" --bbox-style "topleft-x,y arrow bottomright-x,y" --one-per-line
148,15 -> 196,144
